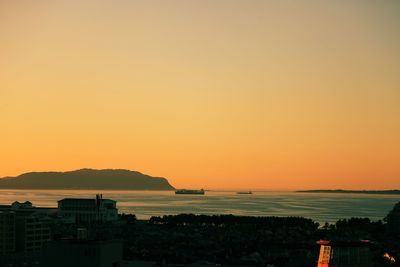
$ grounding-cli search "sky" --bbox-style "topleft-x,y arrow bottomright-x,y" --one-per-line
1,1 -> 399,190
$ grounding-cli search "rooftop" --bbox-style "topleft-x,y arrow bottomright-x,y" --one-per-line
317,240 -> 371,247
58,198 -> 115,203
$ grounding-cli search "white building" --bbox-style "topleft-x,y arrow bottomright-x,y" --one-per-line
58,195 -> 118,223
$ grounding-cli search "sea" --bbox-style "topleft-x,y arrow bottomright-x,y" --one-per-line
0,189 -> 398,223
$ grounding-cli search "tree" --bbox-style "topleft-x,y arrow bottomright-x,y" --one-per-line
385,201 -> 400,235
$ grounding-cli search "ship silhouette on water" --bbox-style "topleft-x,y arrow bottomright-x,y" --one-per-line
175,189 -> 205,195
237,191 -> 252,195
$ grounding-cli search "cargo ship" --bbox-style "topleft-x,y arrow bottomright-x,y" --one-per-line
237,191 -> 252,194
175,189 -> 205,195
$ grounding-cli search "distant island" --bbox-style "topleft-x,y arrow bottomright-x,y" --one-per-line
297,189 -> 400,195
0,168 -> 175,190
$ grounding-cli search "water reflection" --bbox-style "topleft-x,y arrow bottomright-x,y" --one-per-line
0,189 -> 398,223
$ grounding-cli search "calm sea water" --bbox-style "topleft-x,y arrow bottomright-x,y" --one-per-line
0,189 -> 398,223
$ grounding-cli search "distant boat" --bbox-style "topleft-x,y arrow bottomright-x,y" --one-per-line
237,191 -> 252,194
175,189 -> 205,195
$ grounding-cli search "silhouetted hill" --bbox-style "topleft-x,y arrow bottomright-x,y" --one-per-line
0,169 -> 175,190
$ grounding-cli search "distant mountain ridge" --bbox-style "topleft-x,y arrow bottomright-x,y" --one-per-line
297,189 -> 400,195
0,168 -> 175,190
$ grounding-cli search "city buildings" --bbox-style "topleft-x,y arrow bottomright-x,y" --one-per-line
0,195 -> 120,266
0,202 -> 52,266
58,194 -> 118,223
0,202 -> 52,254
317,240 -> 372,267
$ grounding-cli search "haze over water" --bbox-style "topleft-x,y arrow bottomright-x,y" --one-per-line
1,189 -> 398,223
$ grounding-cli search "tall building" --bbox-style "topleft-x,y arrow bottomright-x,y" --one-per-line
15,214 -> 51,252
0,201 -> 52,253
0,211 -> 16,255
317,240 -> 372,267
58,194 -> 118,224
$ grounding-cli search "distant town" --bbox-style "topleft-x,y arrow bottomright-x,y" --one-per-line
0,194 -> 399,267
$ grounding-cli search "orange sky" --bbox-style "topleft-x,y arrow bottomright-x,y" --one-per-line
1,1 -> 399,189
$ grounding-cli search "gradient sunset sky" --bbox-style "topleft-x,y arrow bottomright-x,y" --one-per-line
1,1 -> 399,189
